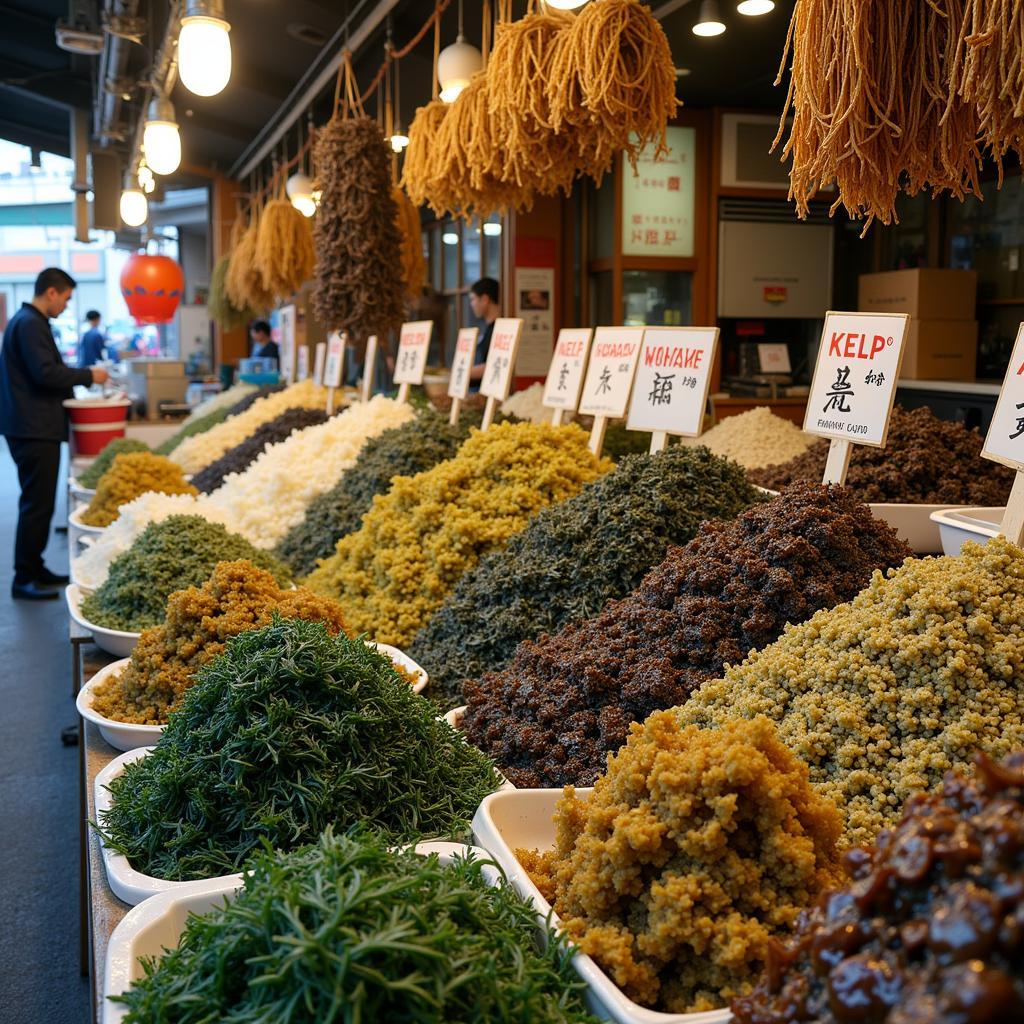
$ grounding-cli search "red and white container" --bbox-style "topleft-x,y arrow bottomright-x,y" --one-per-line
62,396 -> 132,457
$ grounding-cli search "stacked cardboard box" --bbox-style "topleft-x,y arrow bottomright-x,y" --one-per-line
858,269 -> 977,380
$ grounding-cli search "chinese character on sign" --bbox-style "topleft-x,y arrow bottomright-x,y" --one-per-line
823,366 -> 854,414
648,372 -> 674,406
557,363 -> 569,391
596,366 -> 612,395
864,370 -> 886,387
645,229 -> 659,245
1011,401 -> 1024,440
400,350 -> 413,372
490,357 -> 507,384
455,365 -> 465,388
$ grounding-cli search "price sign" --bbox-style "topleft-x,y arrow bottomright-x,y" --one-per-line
393,320 -> 433,386
627,327 -> 718,447
296,345 -> 309,381
278,304 -> 297,383
805,311 -> 909,483
983,324 -> 1024,543
578,327 -> 645,419
479,318 -> 524,428
313,342 -> 326,386
543,328 -> 593,422
324,332 -> 345,388
361,334 -> 378,402
449,328 -> 479,402
757,342 -> 791,374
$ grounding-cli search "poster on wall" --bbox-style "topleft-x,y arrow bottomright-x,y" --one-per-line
514,266 -> 555,377
621,125 -> 696,258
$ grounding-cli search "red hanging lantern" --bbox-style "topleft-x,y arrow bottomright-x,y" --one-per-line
120,253 -> 185,324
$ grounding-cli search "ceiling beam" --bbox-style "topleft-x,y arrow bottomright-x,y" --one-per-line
0,116 -> 70,156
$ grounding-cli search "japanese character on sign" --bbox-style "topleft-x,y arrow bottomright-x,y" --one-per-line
823,366 -> 855,414
596,366 -> 612,395
648,372 -> 673,406
864,369 -> 886,387
557,363 -> 569,391
1011,401 -> 1024,441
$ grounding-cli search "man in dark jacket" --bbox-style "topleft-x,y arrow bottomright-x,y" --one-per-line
0,268 -> 109,600
78,310 -> 108,367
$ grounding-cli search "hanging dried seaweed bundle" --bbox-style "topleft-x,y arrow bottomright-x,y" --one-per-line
774,0 -> 1014,228
254,198 -> 316,302
226,209 -> 275,312
208,255 -> 257,331
391,185 -> 427,299
313,115 -> 404,340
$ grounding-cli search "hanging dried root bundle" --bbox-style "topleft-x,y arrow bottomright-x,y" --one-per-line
254,198 -> 315,302
401,100 -> 449,208
208,255 -> 257,331
313,116 -> 404,341
392,185 -> 427,298
226,210 -> 274,313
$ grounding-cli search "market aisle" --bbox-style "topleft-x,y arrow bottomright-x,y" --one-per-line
0,441 -> 89,1023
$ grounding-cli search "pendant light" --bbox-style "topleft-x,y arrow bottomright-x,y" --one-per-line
137,159 -> 155,194
143,95 -> 181,175
737,0 -> 774,13
119,173 -> 148,227
178,0 -> 232,97
693,0 -> 726,36
437,0 -> 482,103
287,173 -> 316,217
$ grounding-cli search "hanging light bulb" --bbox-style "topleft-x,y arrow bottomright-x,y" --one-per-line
143,95 -> 181,175
389,132 -> 409,153
120,173 -> 148,227
693,0 -> 726,35
178,0 -> 232,97
287,171 -> 316,217
137,159 -> 156,195
438,0 -> 481,103
737,0 -> 774,13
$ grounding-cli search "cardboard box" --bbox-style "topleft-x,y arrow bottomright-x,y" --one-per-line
858,269 -> 977,320
900,319 -> 978,380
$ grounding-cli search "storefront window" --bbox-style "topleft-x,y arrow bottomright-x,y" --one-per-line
621,269 -> 692,326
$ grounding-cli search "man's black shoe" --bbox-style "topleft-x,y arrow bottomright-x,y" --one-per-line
12,580 -> 60,600
37,567 -> 69,586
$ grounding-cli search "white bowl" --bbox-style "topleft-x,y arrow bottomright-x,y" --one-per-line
372,642 -> 428,693
444,705 -> 467,729
101,841 -> 497,1024
472,788 -> 732,1024
66,583 -> 141,658
68,504 -> 106,553
930,506 -> 1004,556
76,659 -> 163,752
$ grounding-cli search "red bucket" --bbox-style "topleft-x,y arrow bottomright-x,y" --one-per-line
63,397 -> 132,457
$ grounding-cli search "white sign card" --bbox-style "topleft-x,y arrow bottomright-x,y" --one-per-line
324,331 -> 345,389
804,312 -> 909,448
480,318 -> 524,402
313,342 -> 326,386
361,334 -> 378,403
543,328 -> 593,421
449,327 -> 479,402
577,327 -> 645,419
393,320 -> 433,385
514,266 -> 556,376
296,345 -> 309,381
627,327 -> 718,443
982,324 -> 1024,471
757,342 -> 791,374
277,305 -> 297,383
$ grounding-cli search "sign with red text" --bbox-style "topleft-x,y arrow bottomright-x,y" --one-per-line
578,326 -> 645,419
480,318 -> 524,401
393,320 -> 433,385
324,332 -> 345,389
543,328 -> 593,413
982,323 -> 1024,469
627,327 -> 718,436
621,126 -> 696,258
448,327 -> 479,401
313,342 -> 326,386
804,312 -> 909,447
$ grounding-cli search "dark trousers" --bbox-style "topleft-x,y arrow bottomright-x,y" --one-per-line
6,437 -> 61,584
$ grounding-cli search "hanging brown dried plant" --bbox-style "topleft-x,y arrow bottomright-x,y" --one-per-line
208,255 -> 257,331
254,198 -> 316,302
392,185 -> 427,299
402,100 -> 449,208
313,115 -> 404,341
226,209 -> 275,312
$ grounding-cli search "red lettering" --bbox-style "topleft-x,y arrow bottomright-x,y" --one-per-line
1017,358 -> 1024,376
828,331 -> 843,357
871,334 -> 886,358
558,341 -> 583,357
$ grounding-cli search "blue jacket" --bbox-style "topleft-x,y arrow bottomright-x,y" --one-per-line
0,303 -> 93,440
79,327 -> 107,367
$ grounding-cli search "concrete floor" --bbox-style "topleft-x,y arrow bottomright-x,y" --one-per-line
0,440 -> 90,1023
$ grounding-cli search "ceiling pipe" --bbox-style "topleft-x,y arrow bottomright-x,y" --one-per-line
95,0 -> 141,143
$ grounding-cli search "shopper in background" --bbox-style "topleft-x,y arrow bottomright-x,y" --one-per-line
468,277 -> 500,392
249,320 -> 280,364
78,310 -> 108,367
0,268 -> 109,601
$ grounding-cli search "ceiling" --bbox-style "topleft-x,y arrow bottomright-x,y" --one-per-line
0,0 -> 796,176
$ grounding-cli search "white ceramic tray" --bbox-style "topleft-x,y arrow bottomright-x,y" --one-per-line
102,841 -> 496,1024
444,705 -> 467,729
68,505 -> 106,553
66,583 -> 141,658
472,788 -> 732,1024
930,506 -> 1004,556
372,642 -> 428,693
76,659 -> 163,752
